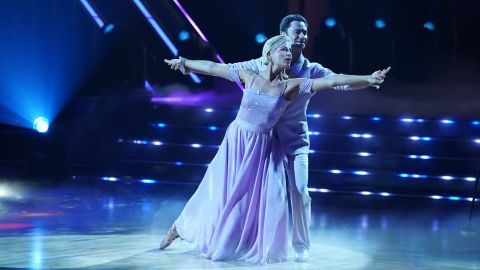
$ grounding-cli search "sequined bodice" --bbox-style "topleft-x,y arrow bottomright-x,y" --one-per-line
236,89 -> 289,131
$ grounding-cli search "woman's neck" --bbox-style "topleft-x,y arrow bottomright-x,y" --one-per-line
262,64 -> 285,82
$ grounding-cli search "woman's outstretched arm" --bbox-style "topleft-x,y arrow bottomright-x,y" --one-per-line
165,57 -> 254,84
164,57 -> 232,80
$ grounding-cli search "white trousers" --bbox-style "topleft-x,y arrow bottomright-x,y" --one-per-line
286,153 -> 311,252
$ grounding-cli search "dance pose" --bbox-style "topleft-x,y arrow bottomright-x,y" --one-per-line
227,14 -> 391,261
160,35 -> 389,264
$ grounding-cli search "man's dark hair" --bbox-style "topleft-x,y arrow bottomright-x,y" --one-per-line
279,14 -> 308,33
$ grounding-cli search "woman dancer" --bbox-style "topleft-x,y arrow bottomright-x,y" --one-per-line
160,35 -> 389,263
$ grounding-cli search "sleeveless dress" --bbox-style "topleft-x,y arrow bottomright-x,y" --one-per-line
174,69 -> 314,263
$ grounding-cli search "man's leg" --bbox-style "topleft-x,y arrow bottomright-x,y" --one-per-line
286,153 -> 311,254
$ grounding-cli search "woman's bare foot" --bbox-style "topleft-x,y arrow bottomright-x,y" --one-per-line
159,224 -> 179,250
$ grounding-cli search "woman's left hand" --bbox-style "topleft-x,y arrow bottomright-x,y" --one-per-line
369,67 -> 391,89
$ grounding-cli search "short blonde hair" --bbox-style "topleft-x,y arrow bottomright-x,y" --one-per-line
261,35 -> 291,80
261,35 -> 291,65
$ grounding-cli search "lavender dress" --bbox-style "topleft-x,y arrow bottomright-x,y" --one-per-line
174,69 -> 313,263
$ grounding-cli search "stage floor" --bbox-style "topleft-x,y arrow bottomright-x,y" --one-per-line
0,179 -> 479,269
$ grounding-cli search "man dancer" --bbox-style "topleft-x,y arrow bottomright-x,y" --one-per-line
227,14 -> 389,262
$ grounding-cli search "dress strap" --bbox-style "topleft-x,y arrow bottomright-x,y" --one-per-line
248,73 -> 259,89
280,81 -> 289,96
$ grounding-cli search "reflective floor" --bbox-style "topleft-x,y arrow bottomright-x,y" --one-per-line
0,179 -> 479,269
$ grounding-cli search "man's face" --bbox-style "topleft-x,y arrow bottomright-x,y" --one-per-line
283,20 -> 308,50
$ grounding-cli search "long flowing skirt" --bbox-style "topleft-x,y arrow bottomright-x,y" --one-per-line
174,119 -> 288,263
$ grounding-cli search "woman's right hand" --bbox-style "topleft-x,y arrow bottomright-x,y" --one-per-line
164,57 -> 189,74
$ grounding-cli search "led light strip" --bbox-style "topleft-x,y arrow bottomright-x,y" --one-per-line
132,0 -> 201,83
79,0 -> 105,28
170,0 -> 242,89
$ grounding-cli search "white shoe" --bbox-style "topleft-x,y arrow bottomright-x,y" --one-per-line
294,249 -> 309,262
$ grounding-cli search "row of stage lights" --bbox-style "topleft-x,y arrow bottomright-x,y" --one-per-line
180,18 -> 436,45
323,17 -> 436,31
246,18 -> 437,44
121,136 -> 479,162
157,107 -> 480,126
307,114 -> 480,126
152,122 -> 480,144
113,147 -> 479,183
78,176 -> 475,203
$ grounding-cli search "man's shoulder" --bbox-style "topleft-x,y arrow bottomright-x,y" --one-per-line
303,57 -> 324,69
299,57 -> 334,78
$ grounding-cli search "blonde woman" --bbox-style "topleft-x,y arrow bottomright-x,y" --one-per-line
160,35 -> 389,263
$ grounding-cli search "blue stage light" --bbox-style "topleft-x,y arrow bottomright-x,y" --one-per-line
441,119 -> 454,124
359,191 -> 372,196
399,173 -> 409,178
424,21 -> 435,31
102,23 -> 115,34
379,192 -> 391,197
140,179 -> 156,184
325,17 -> 337,28
101,177 -> 117,181
448,196 -> 461,201
430,195 -> 442,200
175,162 -> 184,166
371,117 -> 382,121
472,121 -> 480,125
354,171 -> 369,176
178,30 -> 190,41
157,123 -> 167,128
191,143 -> 201,148
342,116 -> 352,120
208,126 -> 218,131
374,19 -> 386,29
33,117 -> 49,133
330,169 -> 342,174
255,33 -> 267,44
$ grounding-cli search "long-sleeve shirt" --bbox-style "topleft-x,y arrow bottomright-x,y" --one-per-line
228,54 -> 349,155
